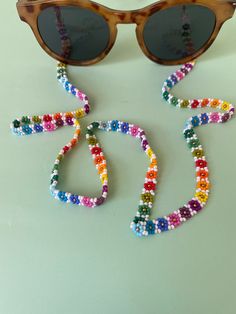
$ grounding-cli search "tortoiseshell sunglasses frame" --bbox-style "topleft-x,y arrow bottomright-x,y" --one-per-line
17,0 -> 236,66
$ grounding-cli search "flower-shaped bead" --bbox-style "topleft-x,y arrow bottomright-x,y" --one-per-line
22,125 -> 33,135
179,207 -> 192,219
91,147 -> 102,155
58,191 -> 68,202
146,221 -> 156,235
200,113 -> 209,125
130,125 -> 139,137
141,192 -> 154,204
168,213 -> 181,228
192,149 -> 204,158
138,205 -> 151,216
157,218 -> 169,232
184,128 -> 194,139
197,180 -> 210,191
111,120 -> 119,131
121,122 -> 129,134
34,124 -> 43,133
188,199 -> 202,212
195,191 -> 208,203
132,222 -> 144,237
69,194 -> 80,205
191,116 -> 200,127
210,112 -> 220,123
81,197 -> 94,208
195,159 -> 207,168
144,181 -> 156,191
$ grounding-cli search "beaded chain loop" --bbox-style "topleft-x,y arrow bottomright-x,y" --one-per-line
11,61 -> 235,237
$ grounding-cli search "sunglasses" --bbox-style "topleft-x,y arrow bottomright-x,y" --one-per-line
17,0 -> 236,66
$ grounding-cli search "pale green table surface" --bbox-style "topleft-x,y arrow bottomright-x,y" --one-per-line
1,1 -> 236,314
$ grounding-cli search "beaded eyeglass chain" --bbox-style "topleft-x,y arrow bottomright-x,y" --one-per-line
11,61 -> 234,237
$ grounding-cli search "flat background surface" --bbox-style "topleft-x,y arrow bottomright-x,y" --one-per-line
1,1 -> 236,313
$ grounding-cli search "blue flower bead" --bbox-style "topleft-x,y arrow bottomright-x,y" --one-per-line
22,125 -> 33,135
111,120 -> 119,131
58,191 -> 68,202
121,122 -> 129,134
157,218 -> 169,232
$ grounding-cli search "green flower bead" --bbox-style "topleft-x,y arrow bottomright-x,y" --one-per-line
133,216 -> 145,224
184,129 -> 194,139
171,96 -> 178,106
188,139 -> 200,148
180,100 -> 189,108
163,91 -> 169,101
91,122 -> 99,129
192,149 -> 204,158
86,129 -> 93,136
138,205 -> 151,216
21,116 -> 31,124
141,192 -> 154,204
51,175 -> 59,183
52,164 -> 59,171
13,120 -> 20,128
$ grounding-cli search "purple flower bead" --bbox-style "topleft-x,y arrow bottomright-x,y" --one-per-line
188,200 -> 202,212
142,140 -> 148,151
103,185 -> 108,193
95,196 -> 105,206
222,113 -> 230,123
84,104 -> 90,114
185,63 -> 193,69
179,207 -> 192,219
171,74 -> 178,83
66,117 -> 74,125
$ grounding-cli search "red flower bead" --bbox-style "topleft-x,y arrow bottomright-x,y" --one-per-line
63,146 -> 70,153
195,159 -> 207,168
43,114 -> 52,122
191,100 -> 199,108
144,181 -> 156,191
91,147 -> 102,155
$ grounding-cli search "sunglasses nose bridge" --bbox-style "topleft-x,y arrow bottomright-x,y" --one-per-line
112,10 -> 147,25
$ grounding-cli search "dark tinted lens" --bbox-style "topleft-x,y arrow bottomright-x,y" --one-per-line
37,6 -> 110,62
143,4 -> 216,61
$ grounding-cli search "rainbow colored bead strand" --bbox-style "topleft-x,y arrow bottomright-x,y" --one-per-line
11,61 -> 235,237
130,61 -> 234,237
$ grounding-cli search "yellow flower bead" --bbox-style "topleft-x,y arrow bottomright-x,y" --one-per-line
75,109 -> 85,118
195,191 -> 208,203
101,174 -> 108,184
147,148 -> 154,158
74,119 -> 80,127
221,101 -> 230,111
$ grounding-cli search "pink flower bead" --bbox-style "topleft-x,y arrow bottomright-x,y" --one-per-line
43,122 -> 55,132
81,197 -> 94,208
176,71 -> 184,80
210,112 -> 220,123
168,213 -> 181,228
77,91 -> 84,101
130,125 -> 139,137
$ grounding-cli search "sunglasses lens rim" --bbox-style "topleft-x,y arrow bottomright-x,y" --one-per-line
142,3 -> 216,63
37,5 -> 111,64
